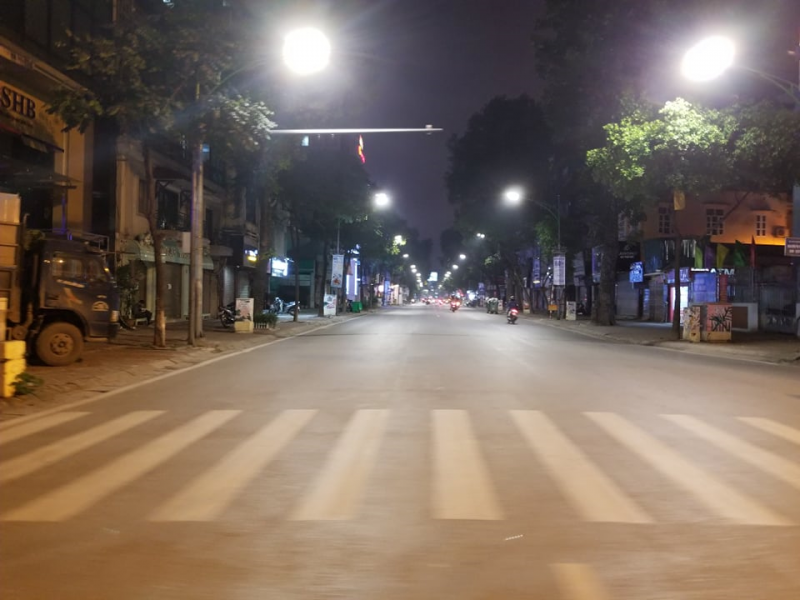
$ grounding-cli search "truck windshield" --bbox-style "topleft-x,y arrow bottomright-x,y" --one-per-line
52,253 -> 109,284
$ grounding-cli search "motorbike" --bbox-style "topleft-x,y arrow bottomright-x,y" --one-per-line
507,307 -> 519,324
219,302 -> 236,328
450,300 -> 460,312
271,297 -> 299,317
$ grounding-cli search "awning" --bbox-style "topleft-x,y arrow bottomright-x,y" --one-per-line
0,117 -> 64,153
0,154 -> 79,191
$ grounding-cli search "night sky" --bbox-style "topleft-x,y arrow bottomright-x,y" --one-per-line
258,0 -> 546,259
254,0 -> 800,263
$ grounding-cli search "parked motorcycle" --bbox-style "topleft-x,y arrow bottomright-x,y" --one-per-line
271,297 -> 299,317
507,307 -> 519,324
219,302 -> 236,328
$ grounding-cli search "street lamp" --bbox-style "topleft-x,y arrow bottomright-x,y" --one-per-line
681,36 -> 735,82
374,192 -> 390,208
459,253 -> 466,260
504,187 -> 523,205
402,253 -> 409,259
452,264 -> 458,270
476,233 -> 485,239
283,28 -> 331,75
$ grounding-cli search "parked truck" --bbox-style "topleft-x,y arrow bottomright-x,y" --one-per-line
0,193 -> 119,366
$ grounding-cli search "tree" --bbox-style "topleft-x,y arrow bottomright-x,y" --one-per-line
48,2 -> 274,346
532,0 -> 793,325
275,145 -> 372,318
588,98 -> 734,335
445,96 -> 553,306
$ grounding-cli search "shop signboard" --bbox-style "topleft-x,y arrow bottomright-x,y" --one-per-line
331,254 -> 344,288
785,237 -> 800,257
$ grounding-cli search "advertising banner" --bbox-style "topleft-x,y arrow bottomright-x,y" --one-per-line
235,298 -> 253,321
323,294 -> 337,316
553,254 -> 566,286
331,254 -> 344,288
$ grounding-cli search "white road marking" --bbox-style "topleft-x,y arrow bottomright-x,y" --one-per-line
290,409 -> 389,521
551,563 -> 612,600
431,409 -> 504,520
151,410 -> 317,521
0,411 -> 163,484
1,410 -> 239,521
586,412 -> 793,526
737,417 -> 800,447
0,412 -> 89,443
510,410 -> 652,523
663,414 -> 800,491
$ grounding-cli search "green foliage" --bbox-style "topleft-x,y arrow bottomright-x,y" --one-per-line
587,98 -> 733,206
13,373 -> 44,397
253,312 -> 278,329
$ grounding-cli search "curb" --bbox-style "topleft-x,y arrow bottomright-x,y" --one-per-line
526,316 -> 800,366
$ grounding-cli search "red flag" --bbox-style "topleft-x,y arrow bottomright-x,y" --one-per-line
750,236 -> 756,268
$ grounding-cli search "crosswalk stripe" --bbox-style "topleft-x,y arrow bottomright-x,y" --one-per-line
0,411 -> 163,484
737,417 -> 800,447
510,410 -> 652,524
1,410 -> 239,521
586,412 -> 793,526
151,410 -> 317,521
0,413 -> 89,446
431,409 -> 503,520
290,409 -> 390,521
663,414 -> 800,492
551,563 -> 611,600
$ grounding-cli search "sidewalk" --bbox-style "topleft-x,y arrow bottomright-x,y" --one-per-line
0,312 -> 362,420
522,312 -> 800,365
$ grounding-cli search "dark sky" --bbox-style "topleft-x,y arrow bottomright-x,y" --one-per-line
342,0 -> 546,255
263,0 -> 546,259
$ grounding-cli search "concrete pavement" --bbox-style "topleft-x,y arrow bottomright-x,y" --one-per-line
1,304 -> 799,599
0,312 -> 362,420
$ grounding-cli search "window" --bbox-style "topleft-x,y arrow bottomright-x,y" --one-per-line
657,206 -> 672,235
138,178 -> 148,215
706,208 -> 724,236
755,214 -> 767,237
51,256 -> 84,280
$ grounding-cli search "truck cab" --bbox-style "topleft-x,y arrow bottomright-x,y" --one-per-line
0,223 -> 119,366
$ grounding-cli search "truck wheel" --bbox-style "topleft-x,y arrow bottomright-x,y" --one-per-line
36,323 -> 84,366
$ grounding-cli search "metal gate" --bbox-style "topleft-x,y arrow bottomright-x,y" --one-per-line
759,284 -> 796,333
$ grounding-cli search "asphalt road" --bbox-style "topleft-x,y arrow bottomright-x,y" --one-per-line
1,304 -> 799,599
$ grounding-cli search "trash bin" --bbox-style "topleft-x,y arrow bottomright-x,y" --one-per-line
351,301 -> 362,313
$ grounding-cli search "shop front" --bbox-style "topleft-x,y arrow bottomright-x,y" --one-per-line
0,74 -> 87,231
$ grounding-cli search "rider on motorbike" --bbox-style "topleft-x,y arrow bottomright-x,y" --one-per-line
506,296 -> 519,314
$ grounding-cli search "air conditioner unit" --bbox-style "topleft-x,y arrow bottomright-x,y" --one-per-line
774,226 -> 787,238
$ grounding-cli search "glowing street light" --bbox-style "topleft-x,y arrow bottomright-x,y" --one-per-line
504,187 -> 523,205
374,192 -> 390,208
402,253 -> 409,259
476,232 -> 485,238
283,28 -> 331,75
452,264 -> 459,270
459,253 -> 466,260
394,235 -> 405,245
681,36 -> 735,82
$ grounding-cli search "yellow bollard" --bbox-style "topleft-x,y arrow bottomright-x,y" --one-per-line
0,340 -> 27,398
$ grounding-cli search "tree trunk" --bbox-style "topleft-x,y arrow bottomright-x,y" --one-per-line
671,234 -> 682,338
189,138 -> 205,344
291,226 -> 301,323
317,239 -> 330,316
144,144 -> 167,348
594,238 -> 618,326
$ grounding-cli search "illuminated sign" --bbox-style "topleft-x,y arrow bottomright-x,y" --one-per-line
270,257 -> 289,277
428,271 -> 438,282
245,249 -> 258,264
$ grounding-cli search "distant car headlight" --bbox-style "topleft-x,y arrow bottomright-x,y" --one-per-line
110,310 -> 120,323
